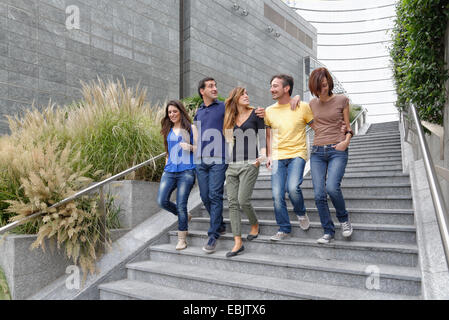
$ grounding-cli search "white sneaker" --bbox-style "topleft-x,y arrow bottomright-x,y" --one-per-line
341,220 -> 353,238
270,231 -> 289,241
298,214 -> 310,231
317,234 -> 334,244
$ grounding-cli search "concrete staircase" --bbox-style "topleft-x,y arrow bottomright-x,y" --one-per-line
99,121 -> 422,300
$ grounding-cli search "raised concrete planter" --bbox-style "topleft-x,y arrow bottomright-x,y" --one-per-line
0,229 -> 128,300
105,180 -> 162,229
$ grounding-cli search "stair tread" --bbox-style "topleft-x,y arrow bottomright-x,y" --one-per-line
150,243 -> 422,281
125,260 -> 419,300
99,279 -> 224,300
257,173 -> 411,180
245,195 -> 412,200
211,207 -> 415,214
192,217 -> 416,232
253,183 -> 411,189
172,230 -> 419,253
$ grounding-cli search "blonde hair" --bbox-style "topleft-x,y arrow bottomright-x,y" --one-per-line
223,87 -> 252,144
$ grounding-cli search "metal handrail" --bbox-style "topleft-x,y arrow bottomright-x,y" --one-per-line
350,107 -> 368,128
0,152 -> 166,236
405,104 -> 449,269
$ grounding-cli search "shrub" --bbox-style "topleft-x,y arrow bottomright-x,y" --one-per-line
0,78 -> 166,277
390,0 -> 449,124
0,267 -> 10,300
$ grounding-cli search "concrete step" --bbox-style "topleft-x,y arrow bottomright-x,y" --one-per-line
348,149 -> 401,157
346,154 -> 403,162
347,156 -> 403,164
346,160 -> 402,168
349,141 -> 401,148
125,260 -> 418,300
99,279 -> 224,300
204,207 -> 415,225
189,218 -> 416,244
249,183 -> 411,197
348,145 -> 401,153
352,132 -> 399,140
168,231 -> 419,267
253,174 -> 411,186
304,172 -> 410,181
148,244 -> 422,296
222,195 -> 413,209
344,165 -> 403,173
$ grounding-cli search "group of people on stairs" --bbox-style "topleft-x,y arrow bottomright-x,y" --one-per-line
157,67 -> 354,257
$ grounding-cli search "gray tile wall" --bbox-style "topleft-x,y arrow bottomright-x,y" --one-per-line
0,0 -> 180,133
0,0 -> 316,134
183,0 -> 316,107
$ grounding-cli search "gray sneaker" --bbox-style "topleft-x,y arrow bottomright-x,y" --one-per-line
270,231 -> 289,241
298,214 -> 310,231
202,237 -> 217,253
341,220 -> 353,238
317,234 -> 334,244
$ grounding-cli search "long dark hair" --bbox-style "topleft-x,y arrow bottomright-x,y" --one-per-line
160,100 -> 192,153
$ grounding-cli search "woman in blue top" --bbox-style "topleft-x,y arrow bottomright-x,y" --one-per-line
157,100 -> 198,250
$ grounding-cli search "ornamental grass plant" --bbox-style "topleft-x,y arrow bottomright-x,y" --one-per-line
0,78 -> 165,277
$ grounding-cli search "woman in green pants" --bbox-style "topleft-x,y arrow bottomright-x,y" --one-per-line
223,87 -> 266,257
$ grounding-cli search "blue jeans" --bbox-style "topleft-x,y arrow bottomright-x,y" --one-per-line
157,169 -> 196,231
311,144 -> 349,236
196,159 -> 228,239
271,157 -> 306,233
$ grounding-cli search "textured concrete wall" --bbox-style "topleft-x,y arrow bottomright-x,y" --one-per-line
183,0 -> 316,107
0,0 -> 180,134
0,0 -> 316,134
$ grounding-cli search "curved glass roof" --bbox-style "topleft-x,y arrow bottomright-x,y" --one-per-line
285,0 -> 398,123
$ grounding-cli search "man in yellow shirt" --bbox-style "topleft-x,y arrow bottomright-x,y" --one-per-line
265,74 -> 314,241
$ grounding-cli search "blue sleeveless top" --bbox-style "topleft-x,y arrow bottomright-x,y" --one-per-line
164,126 -> 196,172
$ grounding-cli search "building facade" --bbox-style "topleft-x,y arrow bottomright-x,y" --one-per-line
0,0 -> 316,134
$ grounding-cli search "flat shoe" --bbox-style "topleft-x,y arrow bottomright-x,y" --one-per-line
225,245 -> 244,258
247,233 -> 259,241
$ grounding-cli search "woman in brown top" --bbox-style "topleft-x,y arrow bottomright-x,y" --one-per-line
308,67 -> 353,244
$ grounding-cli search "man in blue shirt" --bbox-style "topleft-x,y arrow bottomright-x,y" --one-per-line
194,77 -> 265,253
194,77 -> 228,253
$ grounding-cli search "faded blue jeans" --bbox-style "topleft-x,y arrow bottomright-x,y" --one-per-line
311,144 -> 349,236
271,157 -> 307,233
157,169 -> 196,231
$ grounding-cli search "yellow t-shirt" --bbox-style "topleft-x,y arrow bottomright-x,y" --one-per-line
264,102 -> 314,161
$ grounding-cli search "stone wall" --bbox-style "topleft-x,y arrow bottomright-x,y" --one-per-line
0,0 -> 180,134
0,0 -> 316,134
183,0 -> 316,107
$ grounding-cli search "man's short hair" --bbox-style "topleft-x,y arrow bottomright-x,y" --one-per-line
198,77 -> 216,99
270,74 -> 294,96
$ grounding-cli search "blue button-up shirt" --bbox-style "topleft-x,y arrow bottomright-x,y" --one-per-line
194,100 -> 226,160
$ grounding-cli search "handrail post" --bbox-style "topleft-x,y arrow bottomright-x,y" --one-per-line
410,104 -> 449,269
98,186 -> 106,255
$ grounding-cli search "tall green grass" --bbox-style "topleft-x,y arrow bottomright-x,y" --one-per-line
0,267 -> 11,300
0,78 -> 166,276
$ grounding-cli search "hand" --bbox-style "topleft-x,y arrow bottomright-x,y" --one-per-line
253,155 -> 266,167
290,95 -> 301,111
255,107 -> 265,119
266,156 -> 272,169
179,142 -> 192,151
332,141 -> 348,151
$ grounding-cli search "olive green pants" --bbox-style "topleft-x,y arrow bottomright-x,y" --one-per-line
225,162 -> 260,237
